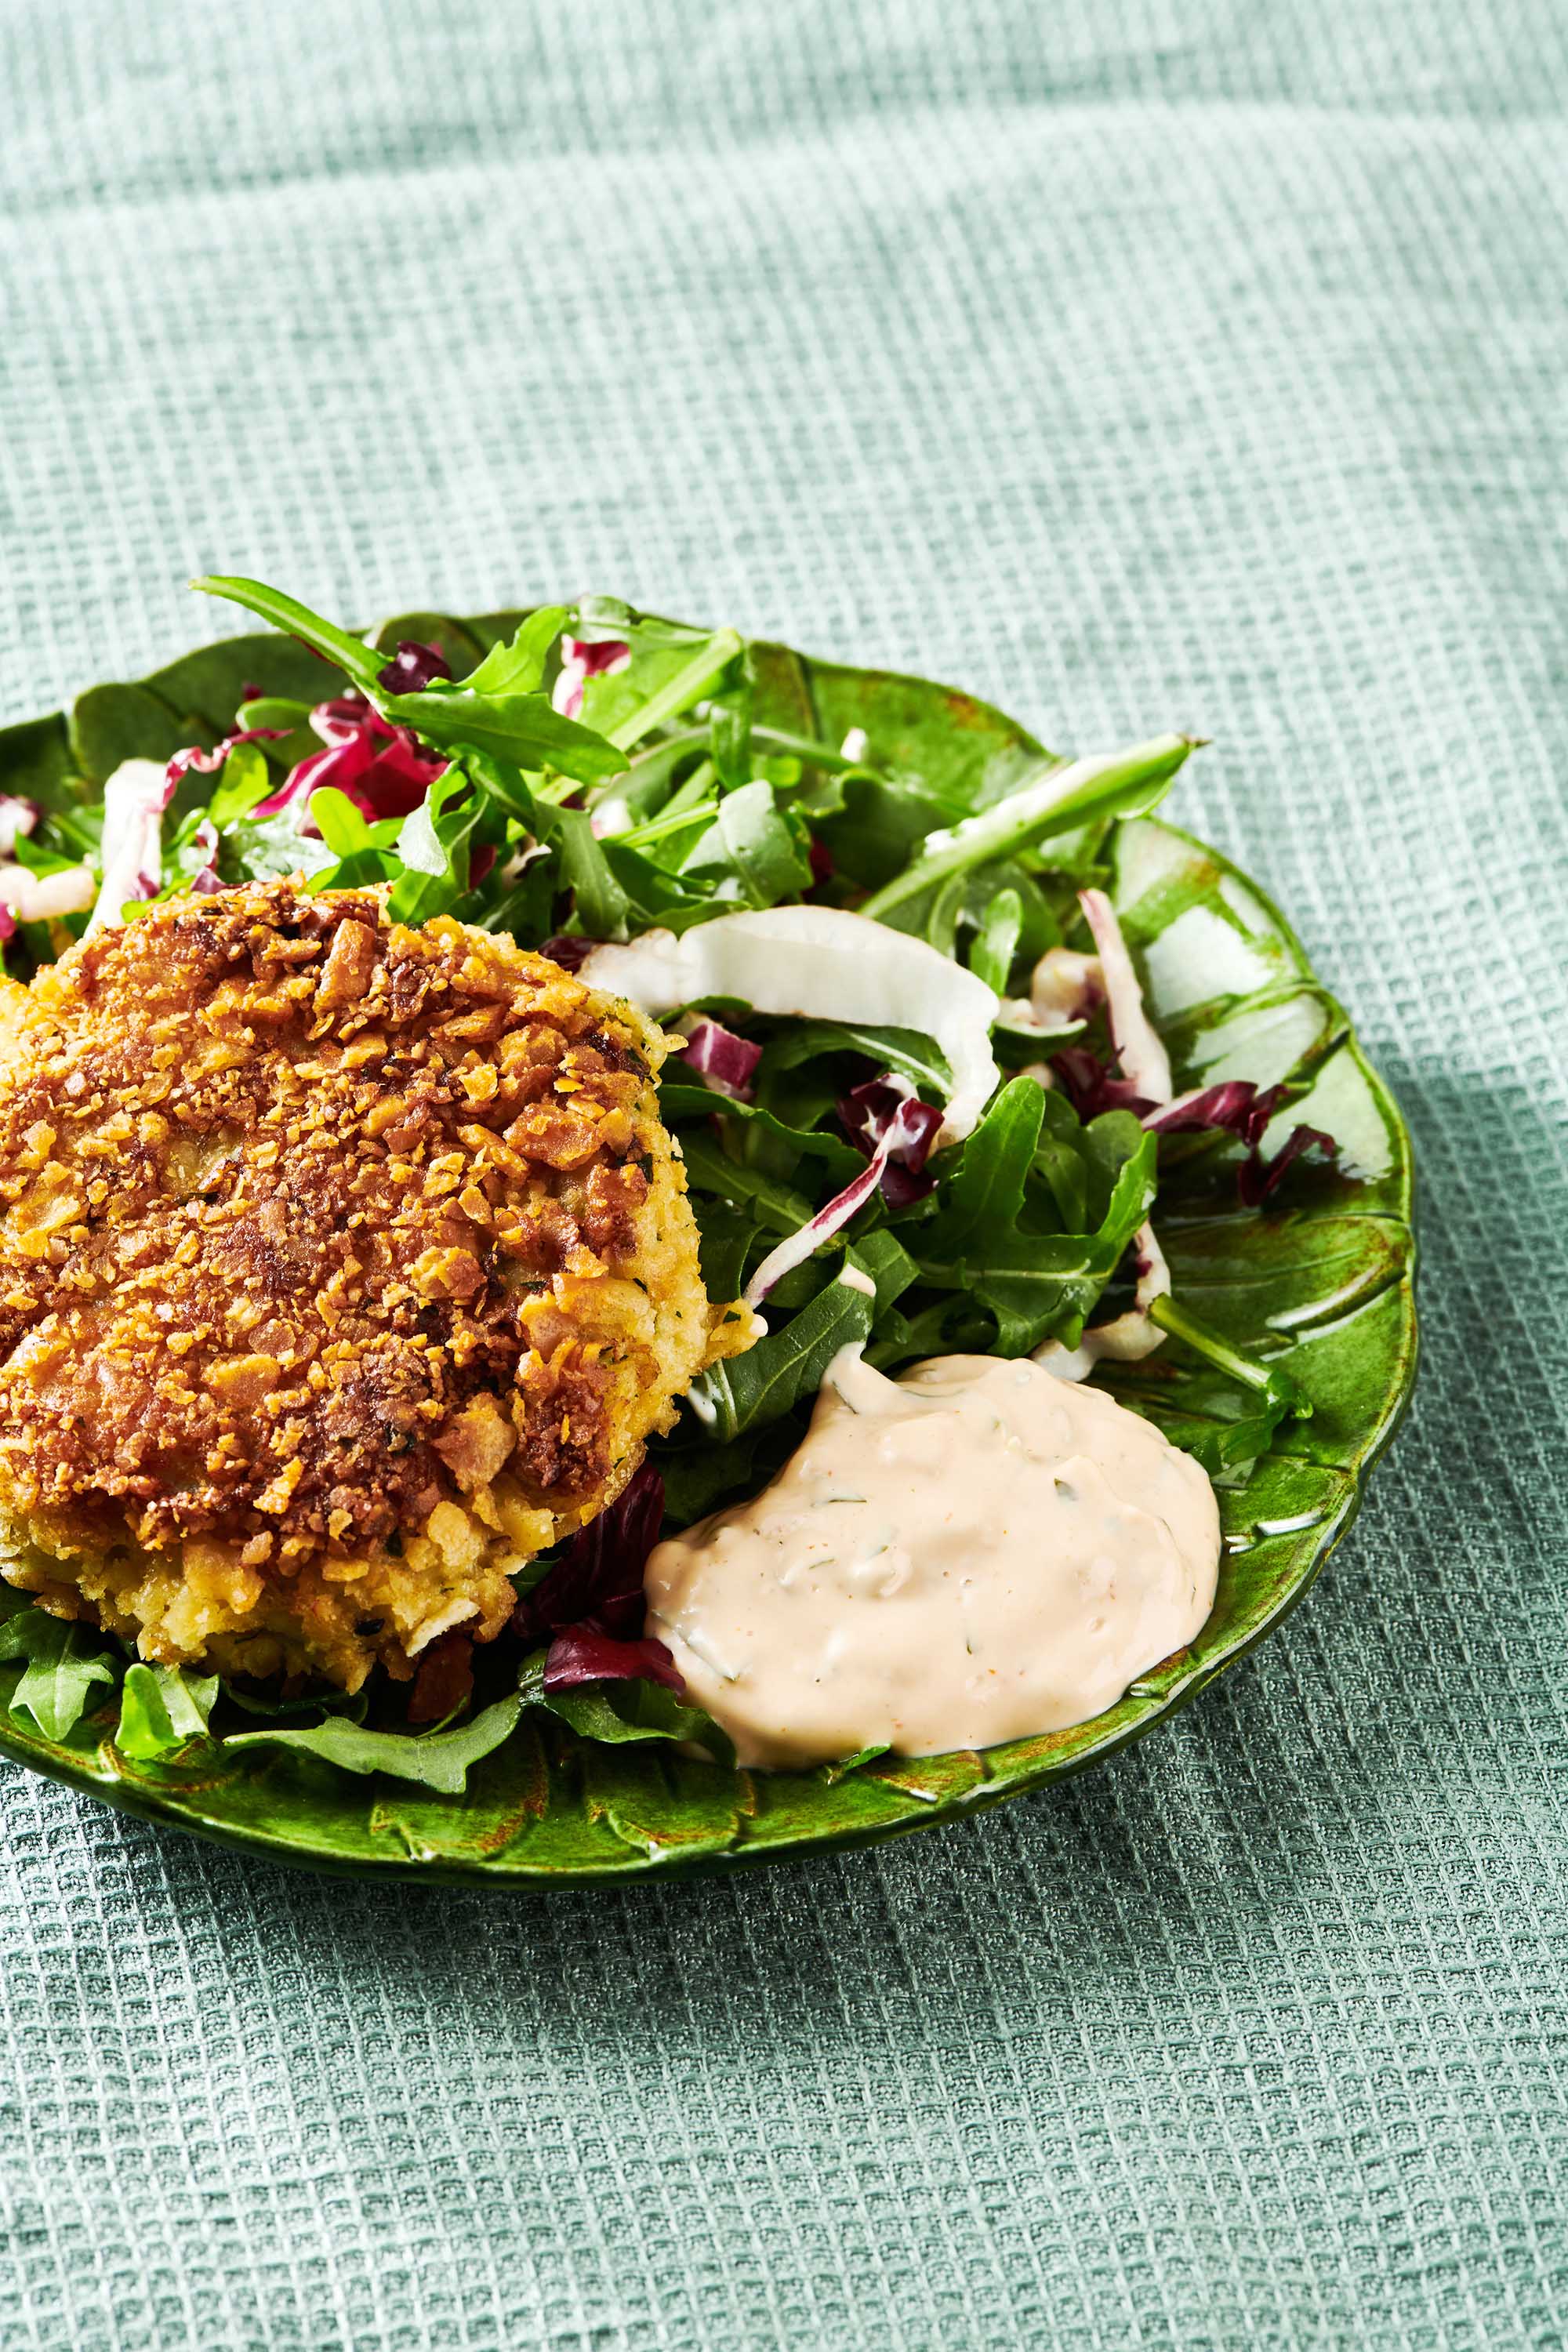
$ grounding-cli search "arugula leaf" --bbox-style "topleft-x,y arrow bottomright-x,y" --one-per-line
604,629 -> 743,753
916,1132 -> 1158,1354
477,847 -> 559,946
192,575 -> 381,691
677,1130 -> 815,1236
116,1663 -> 219,1760
608,728 -> 709,828
619,756 -> 717,844
1105,1295 -> 1312,1474
759,1022 -> 953,1101
655,1424 -> 774,1523
379,688 -> 629,785
550,807 -> 636,939
387,767 -> 482,923
809,772 -> 962,887
844,1229 -> 921,1316
866,1295 -> 995,1371
462,746 -> 540,827
689,1277 -> 874,1443
223,1661 -> 739,1791
0,1611 -> 119,1740
921,1076 -> 1044,1258
223,811 -> 336,883
1078,1107 -> 1152,1228
1149,1294 -> 1311,1422
225,1685 -> 526,1794
601,837 -> 713,923
220,1679 -> 369,1722
859,735 -> 1195,926
462,606 -> 569,695
542,1673 -> 736,1766
957,862 -> 1061,964
970,887 -> 1023,993
708,679 -> 754,790
234,696 -> 318,771
1107,1367 -> 1301,1476
309,787 -> 381,859
692,1200 -> 760,1300
659,1084 -> 862,1185
1033,1091 -> 1092,1231
205,740 -> 278,828
682,780 -> 811,906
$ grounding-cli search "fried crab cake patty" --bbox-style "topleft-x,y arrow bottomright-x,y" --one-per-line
0,881 -> 744,1690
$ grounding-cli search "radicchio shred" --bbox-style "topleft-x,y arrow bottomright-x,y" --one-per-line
540,1625 -> 684,1694
837,1073 -> 944,1207
510,1462 -> 682,1694
376,638 -> 453,695
166,725 -> 288,786
1054,1058 -> 1336,1203
1049,1045 -> 1154,1122
744,1077 -> 943,1306
258,695 -> 448,826
0,797 -> 41,859
551,635 -> 632,722
538,935 -> 597,971
680,1018 -> 762,1102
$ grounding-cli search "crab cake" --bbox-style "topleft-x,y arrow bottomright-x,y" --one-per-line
0,880 -> 743,1690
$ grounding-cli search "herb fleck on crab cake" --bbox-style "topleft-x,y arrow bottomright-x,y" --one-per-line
0,879 -> 741,1691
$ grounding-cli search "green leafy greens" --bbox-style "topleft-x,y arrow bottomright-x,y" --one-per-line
0,1609 -> 119,1741
0,579 -> 1328,1798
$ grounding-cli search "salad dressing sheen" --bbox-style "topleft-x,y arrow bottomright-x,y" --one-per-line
644,1350 -> 1221,1768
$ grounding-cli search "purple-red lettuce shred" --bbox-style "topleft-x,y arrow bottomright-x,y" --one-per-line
1140,1076 -> 1334,1199
680,1018 -> 762,1102
745,1077 -> 946,1305
166,725 -> 288,786
539,935 -> 597,971
257,695 -> 448,826
1049,1046 -> 1154,1121
510,1461 -> 682,1693
837,1073 -> 944,1207
376,639 -> 453,695
539,1624 -> 685,1694
1055,1057 -> 1335,1203
1239,1116 -> 1335,1204
188,819 -> 225,895
1140,1080 -> 1265,1138
552,636 -> 631,721
0,797 -> 41,859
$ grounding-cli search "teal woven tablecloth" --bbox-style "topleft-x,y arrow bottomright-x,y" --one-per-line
2,5 -> 1565,2347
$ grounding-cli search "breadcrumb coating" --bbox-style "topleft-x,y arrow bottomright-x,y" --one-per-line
0,881 -> 743,1689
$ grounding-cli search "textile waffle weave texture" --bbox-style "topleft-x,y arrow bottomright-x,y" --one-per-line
1,3 -> 1564,2347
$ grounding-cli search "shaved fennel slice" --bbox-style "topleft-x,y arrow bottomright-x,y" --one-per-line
742,1094 -> 934,1307
1079,887 -> 1171,1105
1035,1223 -> 1171,1380
581,906 -> 1000,1143
1036,896 -> 1174,1377
87,760 -> 175,935
0,862 -> 95,927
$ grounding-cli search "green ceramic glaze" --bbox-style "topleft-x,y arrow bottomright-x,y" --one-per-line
0,617 -> 1417,1882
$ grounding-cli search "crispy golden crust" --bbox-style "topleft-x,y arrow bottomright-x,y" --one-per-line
0,881 -> 735,1687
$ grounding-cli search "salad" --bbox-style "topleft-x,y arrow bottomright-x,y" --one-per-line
0,578 -> 1333,1792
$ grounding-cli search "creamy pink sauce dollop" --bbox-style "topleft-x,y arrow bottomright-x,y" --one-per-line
644,1348 -> 1221,1768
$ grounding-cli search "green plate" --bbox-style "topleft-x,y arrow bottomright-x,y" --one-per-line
0,614 -> 1417,1881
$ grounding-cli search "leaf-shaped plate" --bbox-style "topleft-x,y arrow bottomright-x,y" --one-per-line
0,619 -> 1416,1881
